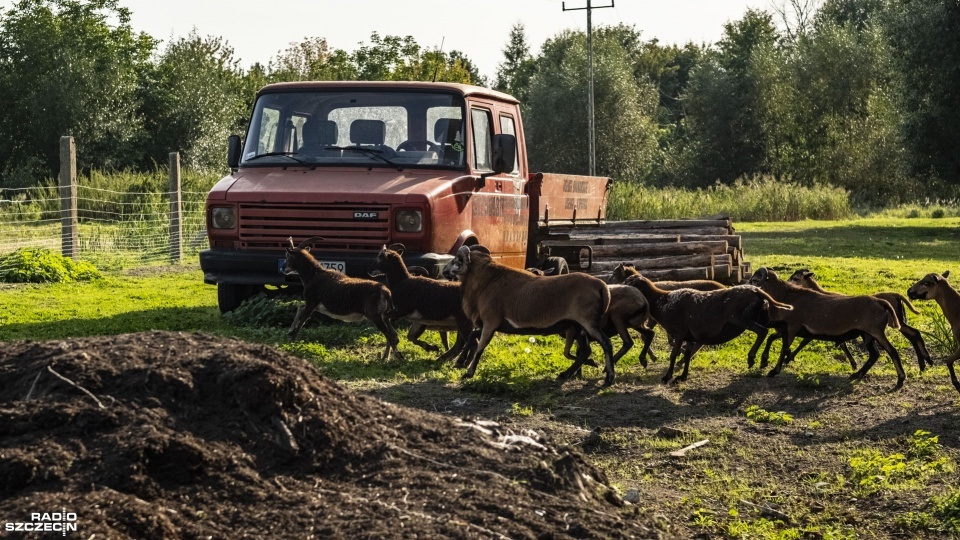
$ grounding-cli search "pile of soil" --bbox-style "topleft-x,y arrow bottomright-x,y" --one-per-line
0,332 -> 668,539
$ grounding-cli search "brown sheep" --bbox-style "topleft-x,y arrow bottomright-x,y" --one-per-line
749,267 -> 906,389
283,236 -> 402,361
368,245 -> 472,363
907,271 -> 960,392
788,269 -> 931,371
443,245 -> 616,385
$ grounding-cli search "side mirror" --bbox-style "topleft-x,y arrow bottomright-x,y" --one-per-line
491,133 -> 516,174
478,134 -> 517,188
227,135 -> 242,169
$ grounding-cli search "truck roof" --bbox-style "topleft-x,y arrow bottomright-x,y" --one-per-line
257,81 -> 520,105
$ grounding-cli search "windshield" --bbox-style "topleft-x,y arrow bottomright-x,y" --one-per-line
241,90 -> 466,170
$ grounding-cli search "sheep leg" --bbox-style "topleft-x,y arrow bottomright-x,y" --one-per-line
611,321 -> 634,364
836,342 -> 859,370
661,339 -> 685,384
583,325 -> 615,387
634,325 -> 656,368
851,333 -> 905,390
562,327 -> 579,362
463,324 -> 498,379
371,315 -> 404,362
673,341 -> 697,383
406,324 -> 440,353
557,332 -> 593,382
946,348 -> 960,392
759,331 -> 781,369
767,331 -> 796,377
436,331 -> 465,363
455,329 -> 481,368
899,324 -> 932,370
745,324 -> 768,368
637,321 -> 659,366
439,331 -> 450,351
288,300 -> 320,340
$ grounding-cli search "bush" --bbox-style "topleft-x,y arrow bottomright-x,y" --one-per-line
0,248 -> 101,283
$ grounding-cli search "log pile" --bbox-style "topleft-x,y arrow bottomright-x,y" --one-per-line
540,216 -> 750,284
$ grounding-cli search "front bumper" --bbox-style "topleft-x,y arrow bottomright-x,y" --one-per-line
199,249 -> 454,285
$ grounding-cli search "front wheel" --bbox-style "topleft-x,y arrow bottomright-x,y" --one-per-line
217,283 -> 256,314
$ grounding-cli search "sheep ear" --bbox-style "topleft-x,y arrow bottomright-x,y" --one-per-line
388,243 -> 405,254
457,245 -> 472,263
943,271 -> 950,279
804,272 -> 815,280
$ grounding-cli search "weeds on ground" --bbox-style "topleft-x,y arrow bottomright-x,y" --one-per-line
744,405 -> 794,425
847,430 -> 953,495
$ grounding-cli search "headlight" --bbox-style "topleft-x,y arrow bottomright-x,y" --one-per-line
396,209 -> 422,232
211,206 -> 236,229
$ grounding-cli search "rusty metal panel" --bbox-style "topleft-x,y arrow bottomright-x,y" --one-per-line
537,173 -> 609,225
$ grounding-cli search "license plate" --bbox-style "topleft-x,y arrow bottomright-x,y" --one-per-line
279,259 -> 346,274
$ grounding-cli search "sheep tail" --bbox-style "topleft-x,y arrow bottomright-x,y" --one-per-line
756,289 -> 793,311
881,299 -> 901,330
895,293 -> 921,315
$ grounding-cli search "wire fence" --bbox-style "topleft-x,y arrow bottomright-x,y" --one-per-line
0,167 -> 217,275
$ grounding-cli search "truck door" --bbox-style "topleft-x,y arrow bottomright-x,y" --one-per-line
468,105 -> 529,268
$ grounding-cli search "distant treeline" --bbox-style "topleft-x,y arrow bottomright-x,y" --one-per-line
1,0 -> 958,206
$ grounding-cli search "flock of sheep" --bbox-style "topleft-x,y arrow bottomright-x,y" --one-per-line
281,236 -> 960,393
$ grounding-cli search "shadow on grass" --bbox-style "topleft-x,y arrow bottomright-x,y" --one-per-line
0,306 -> 230,342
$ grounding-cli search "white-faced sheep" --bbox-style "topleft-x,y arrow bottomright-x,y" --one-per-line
443,245 -> 616,385
368,244 -> 472,362
623,274 -> 792,383
907,271 -> 960,392
749,267 -> 906,389
789,269 -> 931,371
283,236 -> 403,360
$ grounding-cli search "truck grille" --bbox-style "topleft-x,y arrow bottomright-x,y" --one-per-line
237,203 -> 390,251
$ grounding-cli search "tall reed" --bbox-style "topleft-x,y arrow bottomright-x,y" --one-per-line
606,176 -> 854,222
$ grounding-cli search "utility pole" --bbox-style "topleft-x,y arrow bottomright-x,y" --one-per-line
562,0 -> 614,176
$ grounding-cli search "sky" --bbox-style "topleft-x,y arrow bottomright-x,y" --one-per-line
0,0 -> 767,80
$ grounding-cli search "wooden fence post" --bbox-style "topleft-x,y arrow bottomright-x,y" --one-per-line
59,136 -> 78,260
169,152 -> 182,264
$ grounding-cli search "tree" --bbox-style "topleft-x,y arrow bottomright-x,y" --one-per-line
494,23 -> 537,103
139,31 -> 247,172
267,33 -> 479,84
680,9 -> 780,186
0,0 -> 155,185
525,29 -> 659,181
884,0 -> 960,189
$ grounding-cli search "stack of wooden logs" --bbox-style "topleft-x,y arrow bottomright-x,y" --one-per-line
541,216 -> 750,284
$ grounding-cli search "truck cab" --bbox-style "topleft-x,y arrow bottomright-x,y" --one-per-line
200,81 -> 533,312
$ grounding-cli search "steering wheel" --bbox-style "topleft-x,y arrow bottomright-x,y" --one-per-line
397,140 -> 442,153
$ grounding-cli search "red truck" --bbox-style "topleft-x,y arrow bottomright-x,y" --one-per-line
200,81 -> 611,312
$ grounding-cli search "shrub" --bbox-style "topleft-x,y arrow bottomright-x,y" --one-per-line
0,248 -> 101,283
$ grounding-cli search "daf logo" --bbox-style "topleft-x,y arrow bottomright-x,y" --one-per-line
354,212 -> 379,219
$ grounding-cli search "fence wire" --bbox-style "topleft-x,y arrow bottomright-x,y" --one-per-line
0,184 -> 208,269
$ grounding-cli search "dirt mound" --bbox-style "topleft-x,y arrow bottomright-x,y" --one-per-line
0,332 -> 667,539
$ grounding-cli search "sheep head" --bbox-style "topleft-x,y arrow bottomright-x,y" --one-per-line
787,269 -> 816,285
908,271 -> 951,300
442,244 -> 490,281
369,244 -> 407,278
747,267 -> 778,286
283,236 -> 325,275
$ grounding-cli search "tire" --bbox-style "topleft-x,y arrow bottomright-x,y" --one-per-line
217,283 -> 254,314
541,256 -> 570,275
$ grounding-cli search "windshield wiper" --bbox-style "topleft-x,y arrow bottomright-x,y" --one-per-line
324,146 -> 400,169
245,152 -> 311,167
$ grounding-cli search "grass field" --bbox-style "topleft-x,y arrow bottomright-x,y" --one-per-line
3,216 -> 960,538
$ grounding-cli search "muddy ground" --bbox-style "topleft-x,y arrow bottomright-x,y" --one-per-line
0,332 -> 668,539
